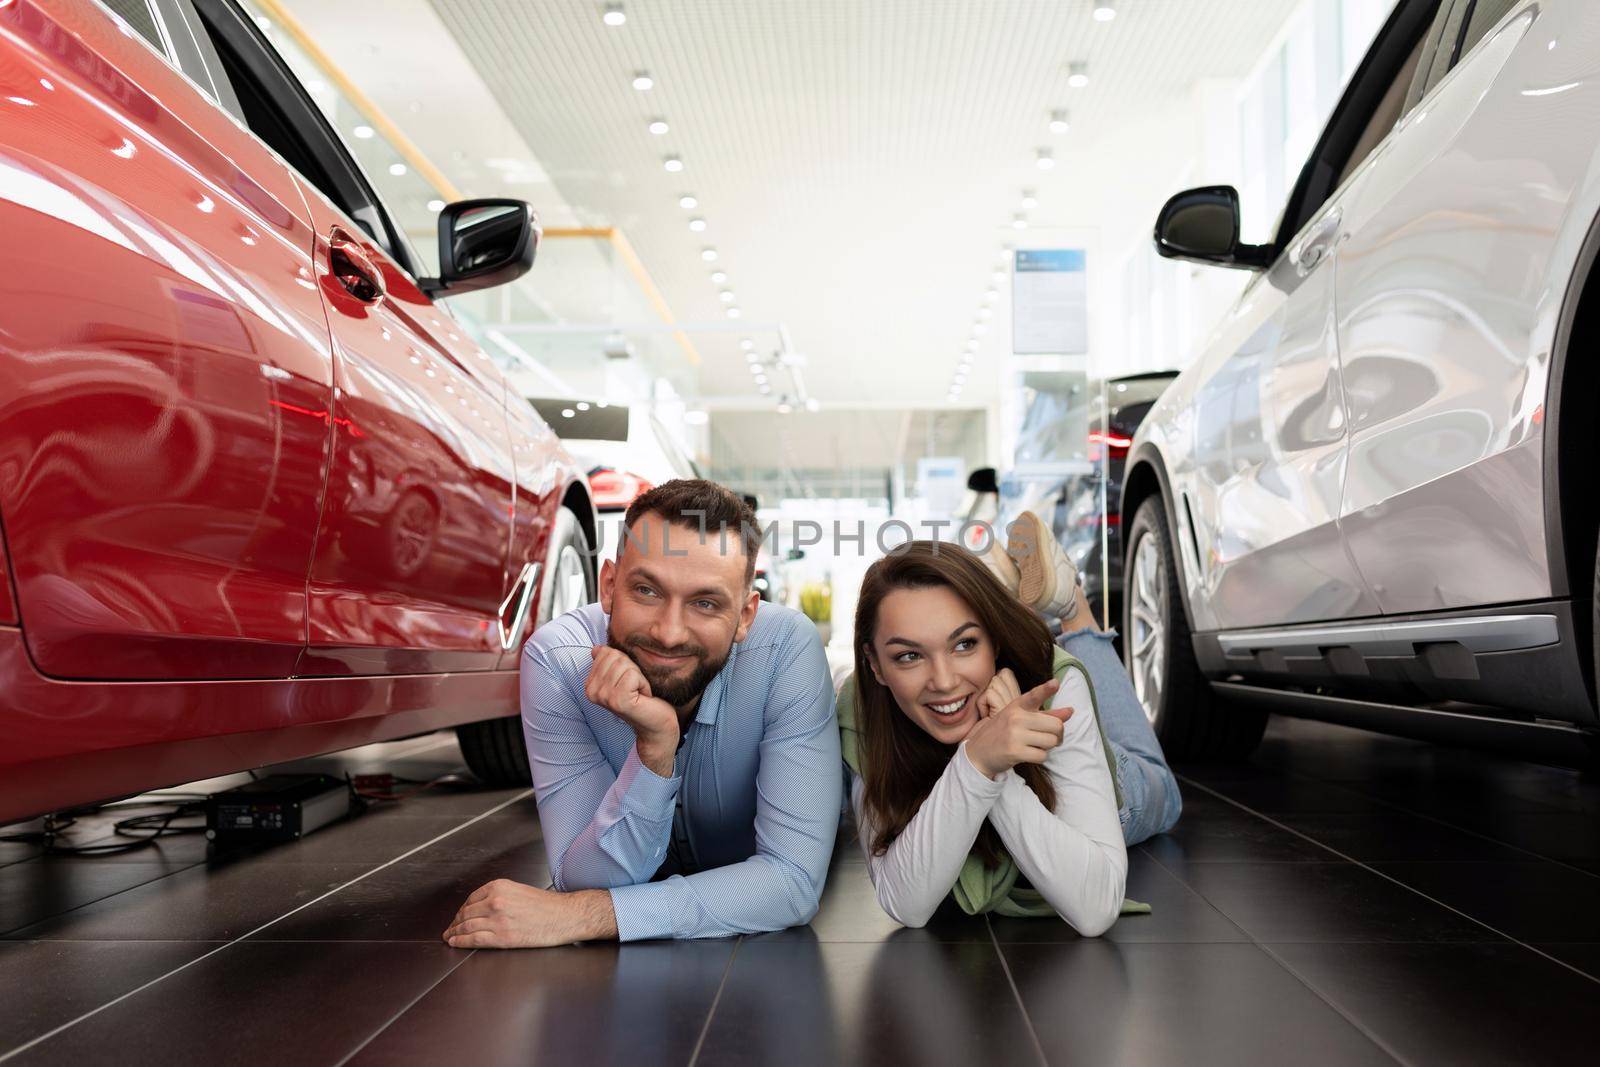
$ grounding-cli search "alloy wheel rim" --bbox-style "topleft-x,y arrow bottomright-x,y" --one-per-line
1128,530 -> 1166,726
549,543 -> 589,619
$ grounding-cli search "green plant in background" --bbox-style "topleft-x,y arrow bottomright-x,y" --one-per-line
798,582 -> 832,625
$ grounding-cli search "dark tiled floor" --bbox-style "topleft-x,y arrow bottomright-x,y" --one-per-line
2,719 -> 1597,1065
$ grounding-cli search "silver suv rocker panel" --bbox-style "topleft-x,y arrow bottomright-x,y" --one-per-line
1215,614 -> 1560,659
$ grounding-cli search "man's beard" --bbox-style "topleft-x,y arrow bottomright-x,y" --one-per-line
608,629 -> 732,709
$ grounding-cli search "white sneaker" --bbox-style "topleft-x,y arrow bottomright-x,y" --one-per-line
1005,510 -> 1080,621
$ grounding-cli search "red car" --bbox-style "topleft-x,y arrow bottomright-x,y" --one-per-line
0,0 -> 598,823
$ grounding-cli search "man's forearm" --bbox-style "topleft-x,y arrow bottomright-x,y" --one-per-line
568,888 -> 620,941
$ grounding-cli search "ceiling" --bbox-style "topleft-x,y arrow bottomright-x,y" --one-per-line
282,0 -> 1301,407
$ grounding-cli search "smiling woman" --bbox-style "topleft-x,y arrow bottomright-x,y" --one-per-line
840,540 -> 1131,936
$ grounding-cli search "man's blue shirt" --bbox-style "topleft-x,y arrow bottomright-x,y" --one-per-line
520,600 -> 841,941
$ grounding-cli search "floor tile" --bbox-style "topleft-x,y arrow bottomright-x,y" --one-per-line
5,862 -> 374,941
347,941 -> 734,1067
1268,941 -> 1600,1066
1177,772 -> 1388,816
257,856 -> 549,942
1370,861 -> 1600,943
1142,809 -> 1328,867
1175,862 -> 1493,943
1433,811 -> 1600,868
1003,941 -> 1392,1066
1533,942 -> 1600,980
991,849 -> 1248,944
0,940 -> 218,1054
1,862 -> 191,938
699,938 -> 1040,1067
1274,812 -> 1529,863
4,941 -> 464,1067
752,861 -> 990,944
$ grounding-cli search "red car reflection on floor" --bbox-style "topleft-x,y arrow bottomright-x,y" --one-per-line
0,0 -> 597,823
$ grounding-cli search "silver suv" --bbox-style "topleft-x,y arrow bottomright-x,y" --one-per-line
1124,0 -> 1599,760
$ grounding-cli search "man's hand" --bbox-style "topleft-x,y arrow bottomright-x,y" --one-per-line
443,880 -> 618,949
964,677 -> 1068,780
587,646 -> 679,776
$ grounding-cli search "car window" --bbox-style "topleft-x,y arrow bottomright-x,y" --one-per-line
1455,0 -> 1519,63
1334,29 -> 1428,189
99,0 -> 167,54
230,0 -> 437,276
1276,1 -> 1444,249
185,0 -> 416,274
1402,0 -> 1471,114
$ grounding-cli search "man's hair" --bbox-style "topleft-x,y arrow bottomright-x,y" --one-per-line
620,479 -> 761,585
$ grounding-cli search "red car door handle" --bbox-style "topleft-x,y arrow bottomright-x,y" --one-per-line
328,227 -> 385,304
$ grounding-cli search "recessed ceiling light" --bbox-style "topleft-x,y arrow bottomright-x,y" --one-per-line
1093,2 -> 1116,22
684,410 -> 710,425
1067,62 -> 1089,88
711,270 -> 728,283
632,71 -> 654,91
1049,109 -> 1071,133
561,408 -> 576,418
805,398 -> 821,412
679,194 -> 698,209
759,383 -> 772,394
603,3 -> 626,26
1035,148 -> 1055,170
984,288 -> 999,302
426,199 -> 445,212
648,118 -> 669,135
746,352 -> 761,364
688,217 -> 707,232
726,307 -> 741,319
974,323 -> 988,335
777,401 -> 793,414
1013,214 -> 1028,229
353,125 -> 374,139
577,402 -> 591,410
701,247 -> 718,262
719,290 -> 735,302
1020,189 -> 1038,209
388,162 -> 407,176
978,307 -> 994,320
663,155 -> 683,172
740,338 -> 755,351
992,269 -> 1006,283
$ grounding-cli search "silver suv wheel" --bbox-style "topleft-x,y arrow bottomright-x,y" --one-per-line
1128,527 -> 1166,726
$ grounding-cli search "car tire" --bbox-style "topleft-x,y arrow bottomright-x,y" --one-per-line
1123,495 -> 1266,761
457,505 -> 595,786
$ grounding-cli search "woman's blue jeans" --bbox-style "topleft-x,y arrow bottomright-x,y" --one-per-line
1058,628 -> 1183,844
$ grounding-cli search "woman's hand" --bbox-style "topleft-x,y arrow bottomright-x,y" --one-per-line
977,668 -> 1022,720
964,677 -> 1068,780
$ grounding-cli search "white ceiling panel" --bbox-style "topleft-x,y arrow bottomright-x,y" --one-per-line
427,0 -> 1299,404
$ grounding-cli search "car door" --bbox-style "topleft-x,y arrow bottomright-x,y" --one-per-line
1176,3 -> 1454,633
1333,0 -> 1558,613
187,0 -> 517,675
0,0 -> 334,680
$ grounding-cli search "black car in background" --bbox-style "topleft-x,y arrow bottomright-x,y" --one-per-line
1047,371 -> 1178,627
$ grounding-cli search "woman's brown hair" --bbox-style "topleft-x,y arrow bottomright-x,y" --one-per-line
853,540 -> 1058,868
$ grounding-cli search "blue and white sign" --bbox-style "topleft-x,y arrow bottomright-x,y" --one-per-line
1012,249 -> 1087,354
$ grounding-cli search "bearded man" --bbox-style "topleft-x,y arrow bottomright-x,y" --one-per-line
444,480 -> 840,947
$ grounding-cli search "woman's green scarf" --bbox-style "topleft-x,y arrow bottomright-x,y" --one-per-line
838,647 -> 1149,919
